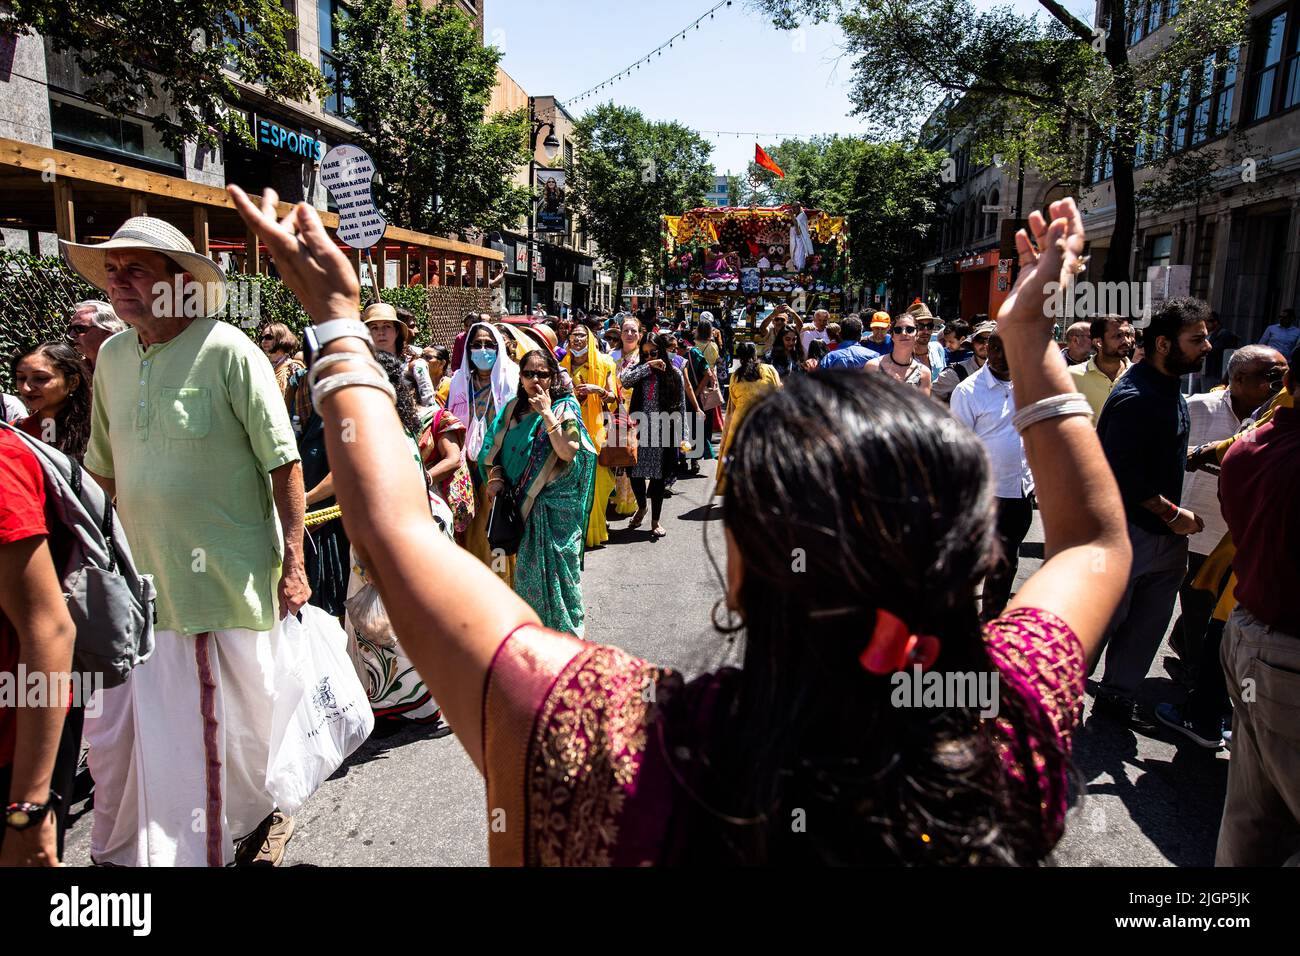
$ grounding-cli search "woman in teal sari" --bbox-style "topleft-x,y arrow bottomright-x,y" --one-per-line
480,347 -> 597,637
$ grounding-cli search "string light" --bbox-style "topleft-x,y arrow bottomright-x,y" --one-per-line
561,1 -> 733,107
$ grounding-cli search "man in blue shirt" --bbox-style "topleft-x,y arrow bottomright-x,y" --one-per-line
819,316 -> 875,371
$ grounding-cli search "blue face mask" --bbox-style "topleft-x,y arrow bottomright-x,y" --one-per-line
471,348 -> 497,371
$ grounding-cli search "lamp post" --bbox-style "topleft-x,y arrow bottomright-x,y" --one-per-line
527,96 -> 561,315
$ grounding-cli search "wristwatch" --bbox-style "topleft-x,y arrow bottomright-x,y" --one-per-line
303,318 -> 375,369
6,791 -> 61,830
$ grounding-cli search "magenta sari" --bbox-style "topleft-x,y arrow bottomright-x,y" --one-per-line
482,607 -> 1085,866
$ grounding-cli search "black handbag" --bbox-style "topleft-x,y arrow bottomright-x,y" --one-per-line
485,478 -> 525,556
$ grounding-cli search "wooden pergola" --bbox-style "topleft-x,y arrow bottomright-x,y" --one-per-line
0,136 -> 502,287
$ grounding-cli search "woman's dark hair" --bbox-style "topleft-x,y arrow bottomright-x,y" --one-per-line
670,371 -> 1051,865
513,347 -> 571,420
375,350 -> 421,437
734,341 -> 762,382
259,322 -> 298,355
635,332 -> 683,410
806,339 -> 830,362
11,342 -> 92,462
769,325 -> 805,368
427,345 -> 451,366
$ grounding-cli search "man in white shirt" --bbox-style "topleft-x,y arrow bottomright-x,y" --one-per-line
950,332 -> 1034,621
800,309 -> 831,354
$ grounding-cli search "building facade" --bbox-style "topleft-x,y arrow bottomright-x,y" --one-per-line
487,77 -> 611,316
0,1 -> 501,307
705,174 -> 730,207
919,99 -> 1061,322
1079,0 -> 1300,342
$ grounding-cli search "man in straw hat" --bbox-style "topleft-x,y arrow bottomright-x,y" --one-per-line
63,216 -> 309,866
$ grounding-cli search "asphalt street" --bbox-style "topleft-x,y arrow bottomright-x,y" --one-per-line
62,457 -> 1229,867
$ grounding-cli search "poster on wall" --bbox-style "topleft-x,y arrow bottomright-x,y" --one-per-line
514,243 -> 529,272
536,168 -> 568,233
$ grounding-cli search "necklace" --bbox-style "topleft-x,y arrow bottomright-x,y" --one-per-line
887,353 -> 912,370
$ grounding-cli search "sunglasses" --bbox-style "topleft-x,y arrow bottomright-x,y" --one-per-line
260,334 -> 276,342
521,369 -> 552,381
67,325 -> 95,337
891,326 -> 917,335
916,322 -> 935,331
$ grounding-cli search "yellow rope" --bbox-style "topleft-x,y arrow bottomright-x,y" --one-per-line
304,504 -> 342,528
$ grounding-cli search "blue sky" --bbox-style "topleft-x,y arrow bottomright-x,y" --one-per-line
486,0 -> 1098,176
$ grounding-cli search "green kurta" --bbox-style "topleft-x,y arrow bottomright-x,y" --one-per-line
85,319 -> 300,634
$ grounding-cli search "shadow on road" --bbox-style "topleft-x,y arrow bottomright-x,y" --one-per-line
329,719 -> 458,780
677,503 -> 723,522
1071,679 -> 1229,866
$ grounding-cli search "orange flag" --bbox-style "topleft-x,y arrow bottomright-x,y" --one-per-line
755,144 -> 785,178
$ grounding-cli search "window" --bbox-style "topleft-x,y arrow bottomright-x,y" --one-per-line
563,137 -> 573,168
1129,0 -> 1147,44
1148,233 -> 1173,269
50,95 -> 182,170
1252,10 -> 1288,120
1170,68 -> 1192,154
986,189 -> 1000,235
1286,13 -> 1300,109
1216,45 -> 1239,133
318,0 -> 352,117
1148,0 -> 1164,36
1191,54 -> 1215,144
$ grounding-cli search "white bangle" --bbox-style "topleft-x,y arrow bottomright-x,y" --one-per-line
308,352 -> 387,390
1012,393 -> 1094,433
311,371 -> 397,409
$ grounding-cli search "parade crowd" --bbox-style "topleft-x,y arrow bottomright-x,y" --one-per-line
1,192 -> 1297,868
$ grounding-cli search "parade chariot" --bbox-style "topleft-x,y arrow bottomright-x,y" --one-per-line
661,204 -> 849,344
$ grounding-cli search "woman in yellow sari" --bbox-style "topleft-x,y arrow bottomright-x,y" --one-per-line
715,341 -> 782,494
560,323 -> 620,547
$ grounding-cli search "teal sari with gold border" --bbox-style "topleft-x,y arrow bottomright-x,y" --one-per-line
480,394 -> 596,636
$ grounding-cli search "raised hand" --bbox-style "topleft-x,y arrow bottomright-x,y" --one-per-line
998,197 -> 1086,336
227,185 -> 360,323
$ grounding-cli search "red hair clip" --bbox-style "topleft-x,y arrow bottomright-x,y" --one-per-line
859,608 -> 941,675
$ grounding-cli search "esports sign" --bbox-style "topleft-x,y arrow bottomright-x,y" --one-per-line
257,116 -> 325,163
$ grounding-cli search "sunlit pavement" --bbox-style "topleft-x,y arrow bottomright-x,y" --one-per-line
61,457 -> 1225,867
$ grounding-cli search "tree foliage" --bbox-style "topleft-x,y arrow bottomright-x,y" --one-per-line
1,0 -> 324,151
754,0 -> 1250,281
331,0 -> 531,236
845,141 -> 951,298
567,103 -> 713,302
743,135 -> 869,212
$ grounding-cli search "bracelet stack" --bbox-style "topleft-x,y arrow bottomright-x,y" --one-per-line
1011,393 -> 1094,434
309,352 -> 396,410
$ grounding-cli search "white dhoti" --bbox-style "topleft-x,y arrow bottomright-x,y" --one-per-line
84,626 -> 279,867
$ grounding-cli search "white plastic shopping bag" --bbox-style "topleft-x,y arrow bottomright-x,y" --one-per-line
265,605 -> 375,813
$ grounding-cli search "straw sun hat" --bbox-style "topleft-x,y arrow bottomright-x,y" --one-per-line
60,216 -> 228,317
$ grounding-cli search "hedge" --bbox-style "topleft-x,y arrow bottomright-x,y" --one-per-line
0,250 -> 435,393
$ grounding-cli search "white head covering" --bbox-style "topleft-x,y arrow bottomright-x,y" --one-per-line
447,322 -> 519,462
